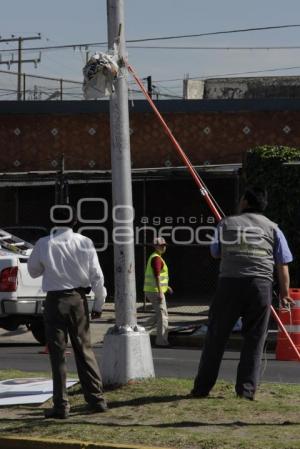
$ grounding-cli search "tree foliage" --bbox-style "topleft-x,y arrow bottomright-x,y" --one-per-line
244,145 -> 300,284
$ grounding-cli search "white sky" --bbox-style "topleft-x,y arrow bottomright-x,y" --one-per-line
1,0 -> 300,97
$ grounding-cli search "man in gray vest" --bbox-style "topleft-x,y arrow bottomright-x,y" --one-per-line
191,187 -> 294,400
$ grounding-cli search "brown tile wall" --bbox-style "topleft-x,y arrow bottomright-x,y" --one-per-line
0,109 -> 299,171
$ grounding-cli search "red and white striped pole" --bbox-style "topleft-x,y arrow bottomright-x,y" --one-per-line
128,63 -> 300,361
127,64 -> 222,222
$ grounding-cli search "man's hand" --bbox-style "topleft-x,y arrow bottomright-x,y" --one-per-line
280,295 -> 295,309
168,286 -> 174,295
91,310 -> 102,320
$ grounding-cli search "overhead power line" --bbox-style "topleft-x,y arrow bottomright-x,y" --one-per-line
139,65 -> 300,86
0,68 -> 81,84
126,24 -> 300,42
193,65 -> 300,79
2,62 -> 300,91
1,24 -> 300,54
127,45 -> 300,51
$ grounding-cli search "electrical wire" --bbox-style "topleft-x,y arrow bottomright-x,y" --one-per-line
129,88 -> 182,99
1,24 -> 300,53
127,45 -> 300,51
0,69 -> 82,84
126,24 -> 300,42
149,65 -> 300,85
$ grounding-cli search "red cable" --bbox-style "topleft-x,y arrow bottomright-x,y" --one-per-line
127,64 -> 222,222
128,63 -> 300,361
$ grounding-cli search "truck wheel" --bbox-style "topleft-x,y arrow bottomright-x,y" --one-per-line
30,321 -> 46,345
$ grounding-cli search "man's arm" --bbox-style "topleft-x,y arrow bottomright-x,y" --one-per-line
88,243 -> 107,317
152,256 -> 164,301
276,264 -> 294,306
274,228 -> 294,306
27,241 -> 44,278
155,275 -> 164,300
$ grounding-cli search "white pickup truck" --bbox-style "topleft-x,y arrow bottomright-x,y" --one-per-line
0,229 -> 46,344
0,229 -> 95,345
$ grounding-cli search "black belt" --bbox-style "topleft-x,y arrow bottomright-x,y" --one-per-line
48,287 -> 91,295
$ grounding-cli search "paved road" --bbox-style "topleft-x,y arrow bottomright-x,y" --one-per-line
152,347 -> 300,383
0,345 -> 299,384
0,316 -> 299,384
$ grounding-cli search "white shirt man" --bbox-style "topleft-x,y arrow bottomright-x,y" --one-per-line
28,227 -> 106,314
28,225 -> 108,418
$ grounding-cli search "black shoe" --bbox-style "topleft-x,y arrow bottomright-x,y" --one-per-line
87,399 -> 108,413
190,389 -> 209,398
44,407 -> 69,419
236,393 -> 254,401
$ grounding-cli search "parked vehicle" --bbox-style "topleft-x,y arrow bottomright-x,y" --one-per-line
2,226 -> 49,244
0,228 -> 95,345
0,229 -> 46,344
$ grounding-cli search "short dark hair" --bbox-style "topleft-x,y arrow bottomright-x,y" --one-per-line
243,187 -> 268,212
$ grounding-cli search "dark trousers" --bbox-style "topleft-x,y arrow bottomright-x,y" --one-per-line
193,277 -> 272,399
44,290 -> 104,410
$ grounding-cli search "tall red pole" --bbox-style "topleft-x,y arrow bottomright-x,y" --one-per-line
127,64 -> 222,222
128,63 -> 300,361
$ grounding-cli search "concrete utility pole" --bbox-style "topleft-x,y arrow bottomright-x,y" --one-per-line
102,0 -> 154,385
0,35 -> 41,100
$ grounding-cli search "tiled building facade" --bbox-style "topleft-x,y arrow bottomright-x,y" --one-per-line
0,99 -> 299,299
1,99 -> 299,172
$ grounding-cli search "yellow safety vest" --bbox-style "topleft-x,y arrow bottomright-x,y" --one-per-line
144,251 -> 169,293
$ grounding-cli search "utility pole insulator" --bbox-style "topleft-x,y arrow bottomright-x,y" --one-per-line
0,35 -> 41,100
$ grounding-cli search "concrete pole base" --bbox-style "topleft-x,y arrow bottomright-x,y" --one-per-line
101,325 -> 155,386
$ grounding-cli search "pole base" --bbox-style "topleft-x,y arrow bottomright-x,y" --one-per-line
101,325 -> 155,386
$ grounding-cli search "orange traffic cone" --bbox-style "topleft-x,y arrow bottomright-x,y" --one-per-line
276,288 -> 300,361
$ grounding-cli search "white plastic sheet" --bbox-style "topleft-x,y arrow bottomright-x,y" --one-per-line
83,52 -> 119,99
0,378 -> 77,405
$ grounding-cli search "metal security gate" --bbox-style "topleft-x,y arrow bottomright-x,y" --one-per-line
0,168 -> 239,314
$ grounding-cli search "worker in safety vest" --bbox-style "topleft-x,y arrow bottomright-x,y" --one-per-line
143,237 -> 173,347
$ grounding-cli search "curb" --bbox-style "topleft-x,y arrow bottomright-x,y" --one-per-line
0,437 -> 171,449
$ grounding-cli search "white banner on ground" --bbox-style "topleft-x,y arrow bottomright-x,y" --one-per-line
0,378 -> 78,405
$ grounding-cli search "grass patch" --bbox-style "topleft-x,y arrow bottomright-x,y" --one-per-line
0,370 -> 299,449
